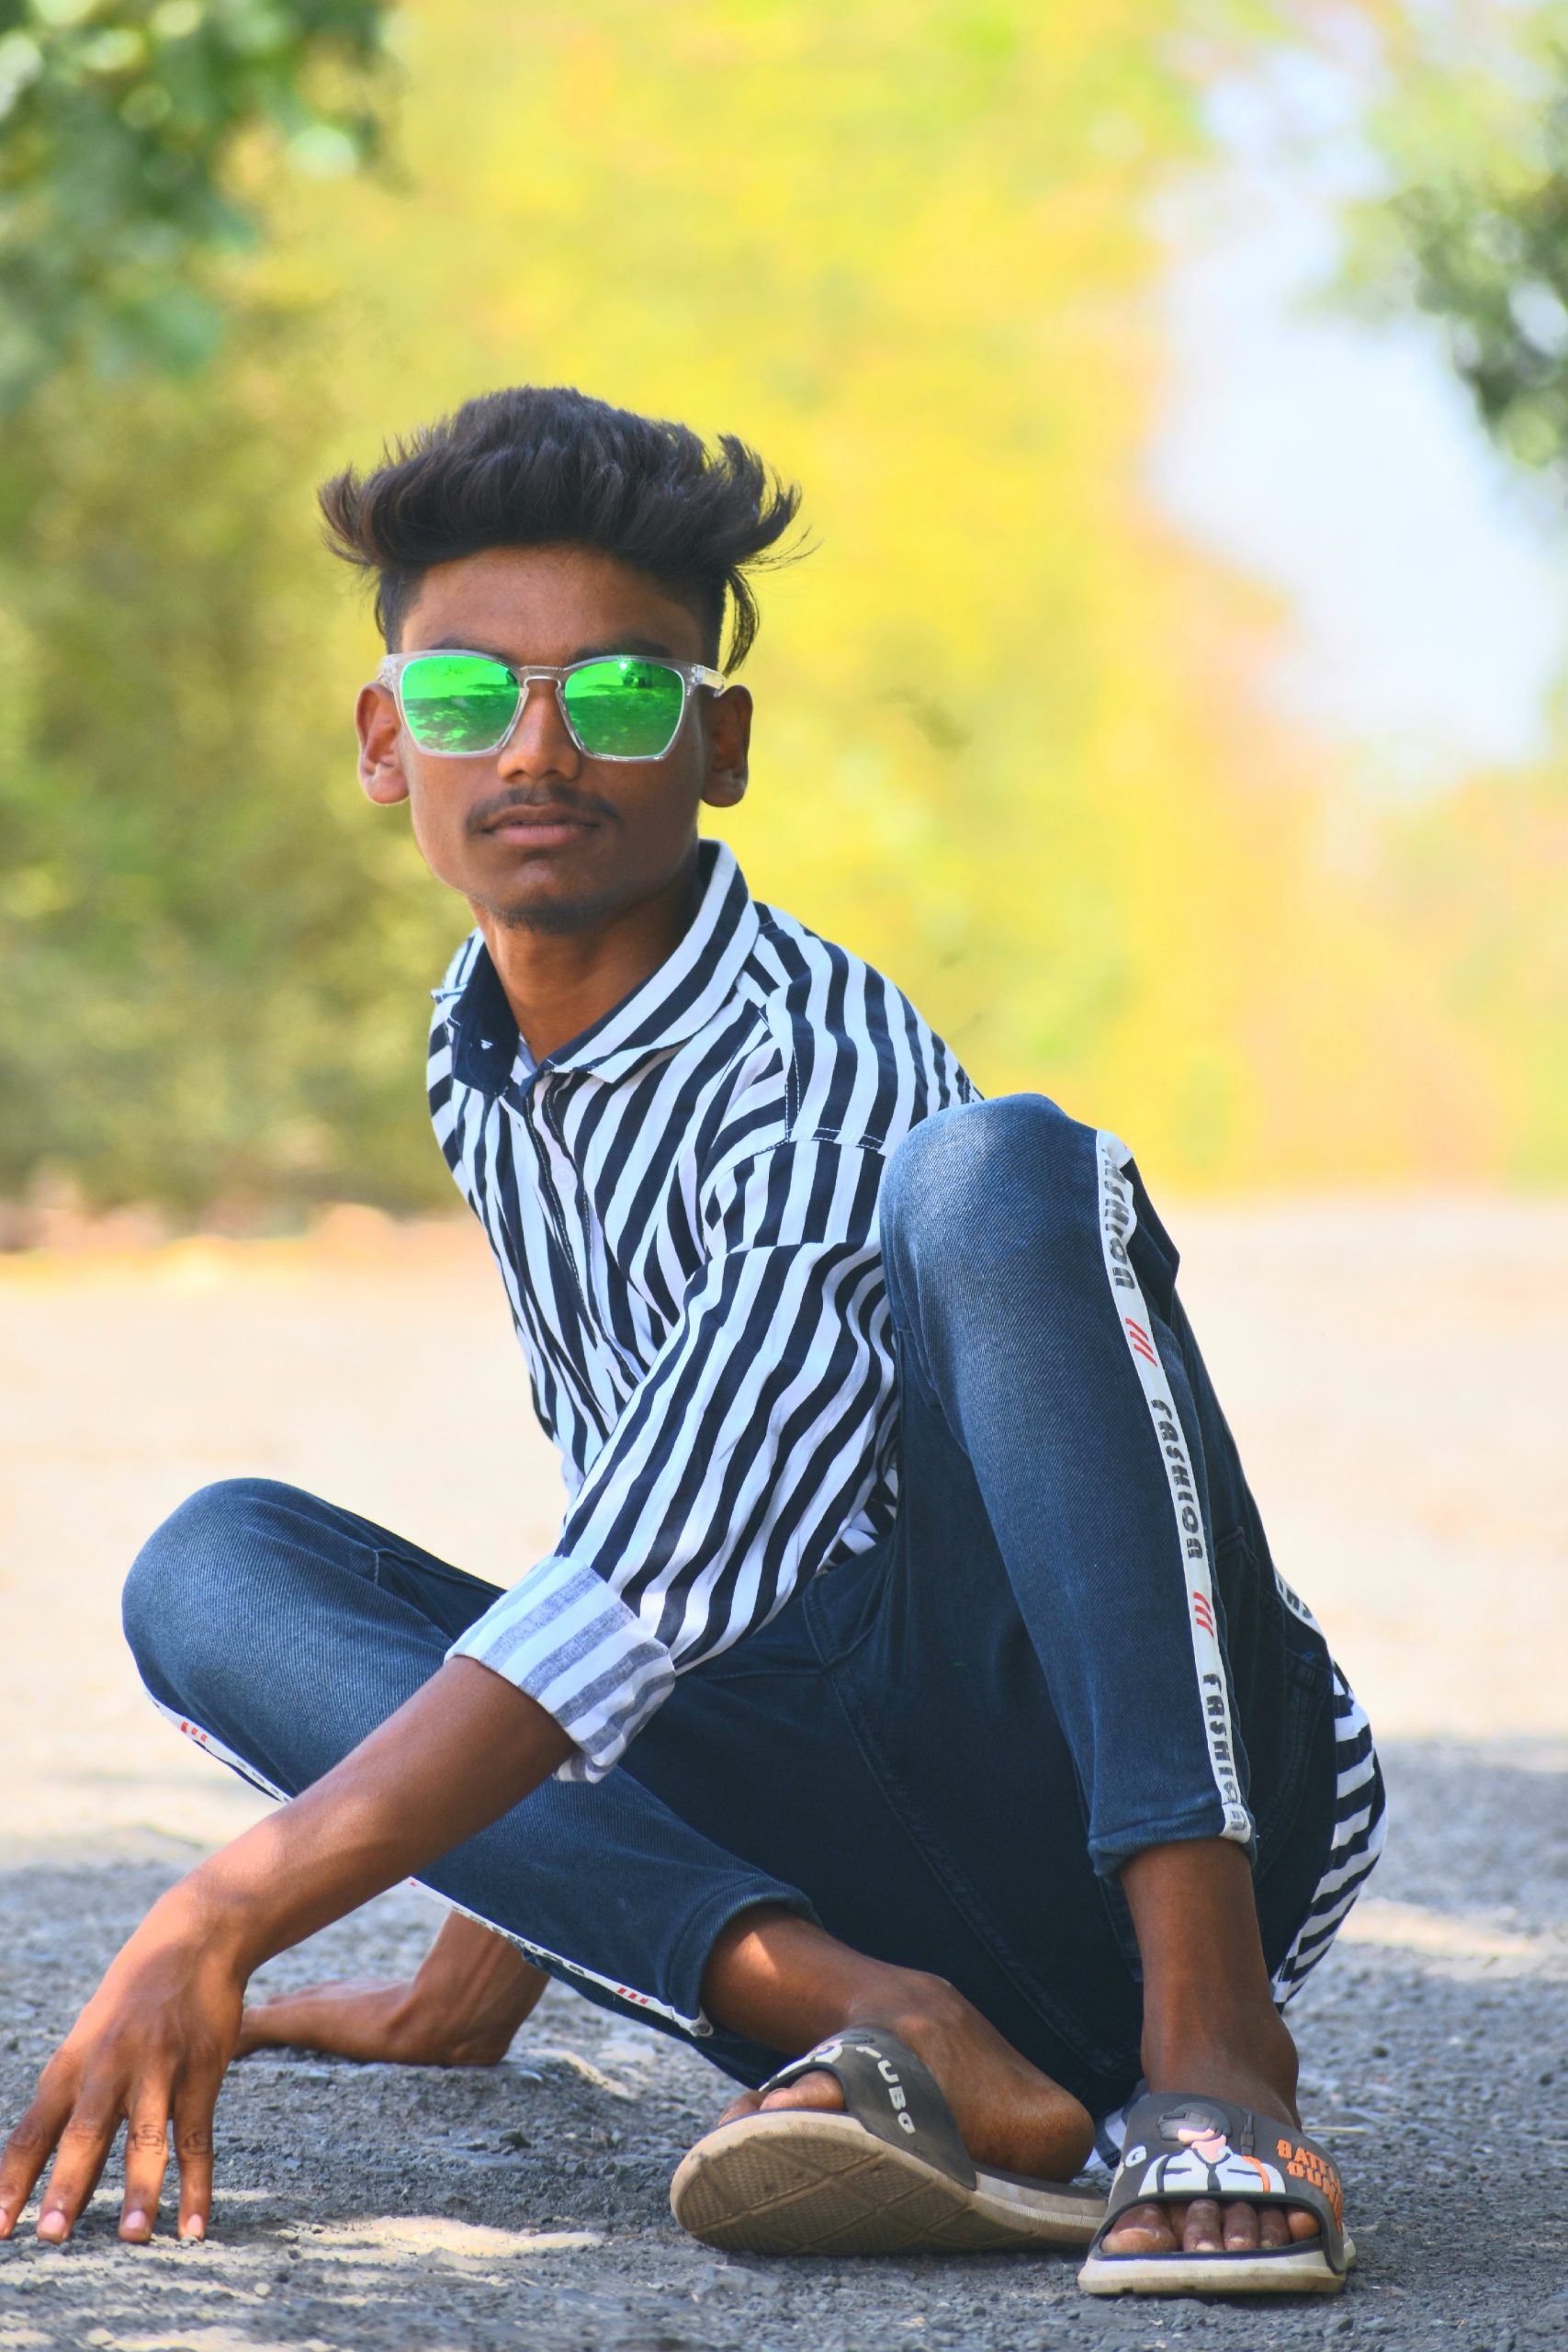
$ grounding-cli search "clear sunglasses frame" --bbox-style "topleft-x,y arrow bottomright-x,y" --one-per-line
374,650 -> 728,762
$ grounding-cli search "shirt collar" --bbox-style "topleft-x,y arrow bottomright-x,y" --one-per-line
434,838 -> 760,1098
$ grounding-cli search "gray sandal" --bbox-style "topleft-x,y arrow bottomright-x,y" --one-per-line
670,2026 -> 1107,2256
1078,2091 -> 1354,2297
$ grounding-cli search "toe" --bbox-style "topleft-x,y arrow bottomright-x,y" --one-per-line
1100,2199 -> 1181,2256
1258,2205 -> 1291,2248
1182,2197 -> 1224,2254
1286,2203 -> 1321,2242
713,2089 -> 764,2129
757,2068 -> 846,2117
1222,2199 -> 1259,2251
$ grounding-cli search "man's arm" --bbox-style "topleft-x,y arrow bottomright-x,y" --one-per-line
0,1659 -> 571,2245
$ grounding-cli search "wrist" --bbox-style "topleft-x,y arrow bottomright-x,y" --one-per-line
164,1857 -> 283,1980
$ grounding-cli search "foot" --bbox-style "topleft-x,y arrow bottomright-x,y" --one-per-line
1100,2017 -> 1322,2257
710,1973 -> 1095,2183
236,1911 -> 548,2068
1101,1837 -> 1330,2260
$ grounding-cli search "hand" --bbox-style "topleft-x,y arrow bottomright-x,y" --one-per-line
1,1662 -> 571,2245
0,1883 -> 244,2244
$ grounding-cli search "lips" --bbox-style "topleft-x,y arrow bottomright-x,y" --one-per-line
480,808 -> 596,846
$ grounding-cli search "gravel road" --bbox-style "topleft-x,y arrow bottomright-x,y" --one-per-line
0,1201 -> 1563,2349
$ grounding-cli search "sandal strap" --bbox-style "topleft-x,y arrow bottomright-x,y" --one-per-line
758,2025 -> 976,2190
1090,2092 -> 1348,2274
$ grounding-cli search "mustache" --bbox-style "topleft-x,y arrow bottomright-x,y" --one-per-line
468,786 -> 616,833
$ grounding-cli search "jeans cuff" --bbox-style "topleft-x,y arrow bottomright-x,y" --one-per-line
1089,1796 -> 1257,1882
664,1878 -> 820,2052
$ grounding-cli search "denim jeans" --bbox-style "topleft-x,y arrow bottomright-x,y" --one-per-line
123,1098 -> 1370,2120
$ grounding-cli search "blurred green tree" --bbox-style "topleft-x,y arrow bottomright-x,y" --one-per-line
5,1 -> 1563,1223
0,0 -> 463,1220
1351,2 -> 1568,482
0,0 -> 389,403
0,333 -> 458,1216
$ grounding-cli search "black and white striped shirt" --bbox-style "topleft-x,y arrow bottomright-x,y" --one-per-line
428,838 -> 976,1779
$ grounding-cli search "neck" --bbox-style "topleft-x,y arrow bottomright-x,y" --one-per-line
473,854 -> 701,1064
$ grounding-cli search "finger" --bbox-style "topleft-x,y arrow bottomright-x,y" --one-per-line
35,2108 -> 119,2243
1181,2196 -> 1224,2254
118,2103 -> 172,2243
0,2086 -> 73,2239
1222,2198 -> 1259,2250
172,2086 -> 218,2242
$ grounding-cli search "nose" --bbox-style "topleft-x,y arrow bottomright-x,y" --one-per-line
495,675 -> 582,782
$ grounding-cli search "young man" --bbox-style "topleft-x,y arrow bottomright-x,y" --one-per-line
1,389 -> 1383,2297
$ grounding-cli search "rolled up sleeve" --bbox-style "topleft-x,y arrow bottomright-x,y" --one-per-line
446,1136 -> 896,1779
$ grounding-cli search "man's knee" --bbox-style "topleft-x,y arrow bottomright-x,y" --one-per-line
121,1476 -> 300,1692
881,1096 -> 1092,1277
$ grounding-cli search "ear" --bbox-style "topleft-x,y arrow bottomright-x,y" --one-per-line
356,681 -> 410,807
699,683 -> 751,810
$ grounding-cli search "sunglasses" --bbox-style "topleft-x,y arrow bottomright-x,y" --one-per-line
375,650 -> 728,762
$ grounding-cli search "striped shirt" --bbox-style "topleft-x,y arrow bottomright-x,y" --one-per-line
427,838 -> 976,1780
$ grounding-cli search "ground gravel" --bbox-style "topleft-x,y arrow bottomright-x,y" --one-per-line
0,1737 -> 1562,2352
2,1203 -> 1564,2348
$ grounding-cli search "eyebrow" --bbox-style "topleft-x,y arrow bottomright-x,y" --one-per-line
425,634 -> 681,665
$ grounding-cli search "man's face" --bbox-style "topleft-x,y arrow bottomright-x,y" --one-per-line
355,543 -> 751,933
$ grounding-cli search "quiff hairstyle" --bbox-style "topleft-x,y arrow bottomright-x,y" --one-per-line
317,385 -> 802,669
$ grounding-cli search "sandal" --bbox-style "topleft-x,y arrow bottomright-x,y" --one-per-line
1077,2091 -> 1354,2297
670,2026 -> 1107,2255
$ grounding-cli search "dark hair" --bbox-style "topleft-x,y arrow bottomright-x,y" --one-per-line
317,385 -> 802,668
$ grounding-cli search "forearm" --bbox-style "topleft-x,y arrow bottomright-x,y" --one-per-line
173,1658 -> 574,1974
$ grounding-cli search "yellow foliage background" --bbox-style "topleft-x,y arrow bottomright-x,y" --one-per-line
16,0 -> 1562,1205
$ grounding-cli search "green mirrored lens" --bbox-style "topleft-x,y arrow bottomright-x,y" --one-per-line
563,658 -> 684,757
400,654 -> 519,752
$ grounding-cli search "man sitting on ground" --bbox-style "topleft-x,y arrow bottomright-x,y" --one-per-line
0,387 -> 1383,2299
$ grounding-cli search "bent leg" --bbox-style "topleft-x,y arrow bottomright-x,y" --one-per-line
126,1478 -> 1101,2177
878,1099 -> 1264,1878
854,1099 -> 1380,2260
123,1477 -> 814,2075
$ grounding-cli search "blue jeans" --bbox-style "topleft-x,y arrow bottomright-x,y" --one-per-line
123,1099 -> 1372,2120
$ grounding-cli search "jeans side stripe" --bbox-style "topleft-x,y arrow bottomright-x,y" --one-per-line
1093,1131 -> 1251,1848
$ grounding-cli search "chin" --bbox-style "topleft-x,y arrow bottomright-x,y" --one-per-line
483,881 -> 624,936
